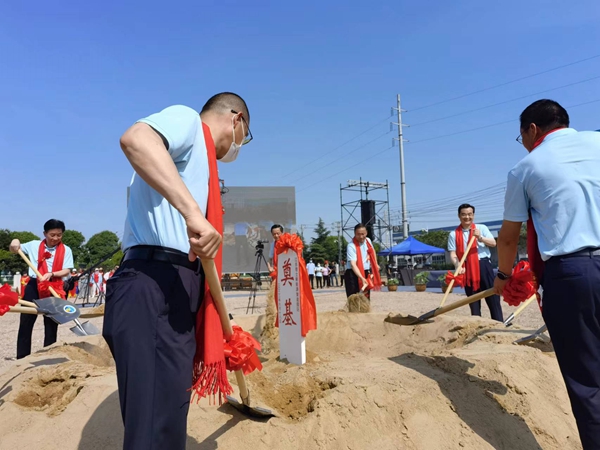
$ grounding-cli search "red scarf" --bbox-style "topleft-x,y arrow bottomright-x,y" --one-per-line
192,123 -> 231,403
526,128 -> 564,286
455,224 -> 480,291
353,238 -> 381,291
37,240 -> 66,299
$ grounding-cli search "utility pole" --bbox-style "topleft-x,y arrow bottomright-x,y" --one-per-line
392,94 -> 409,240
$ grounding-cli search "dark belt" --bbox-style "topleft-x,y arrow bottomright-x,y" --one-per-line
122,245 -> 199,271
556,247 -> 600,259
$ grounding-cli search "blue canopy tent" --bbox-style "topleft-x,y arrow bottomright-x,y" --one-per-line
378,237 -> 446,286
378,236 -> 445,256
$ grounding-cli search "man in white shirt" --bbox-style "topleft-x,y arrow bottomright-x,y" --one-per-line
306,259 -> 315,289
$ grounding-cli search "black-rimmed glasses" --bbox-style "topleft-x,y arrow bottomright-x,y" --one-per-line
231,109 -> 253,145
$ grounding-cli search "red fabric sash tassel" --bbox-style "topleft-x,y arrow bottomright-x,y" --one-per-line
36,241 -> 66,299
455,225 -> 480,291
353,237 -> 382,292
37,280 -> 66,299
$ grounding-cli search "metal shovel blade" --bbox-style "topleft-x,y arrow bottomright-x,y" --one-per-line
33,297 -> 81,324
225,395 -> 275,419
384,313 -> 421,326
513,325 -> 549,345
70,320 -> 100,336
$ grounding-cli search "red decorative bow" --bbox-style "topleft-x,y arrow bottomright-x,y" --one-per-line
502,261 -> 538,307
224,326 -> 262,375
42,251 -> 52,261
445,271 -> 464,287
0,284 -> 19,317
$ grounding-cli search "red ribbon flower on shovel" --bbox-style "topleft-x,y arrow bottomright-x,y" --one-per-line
502,261 -> 539,307
0,283 -> 19,316
445,271 -> 465,288
224,326 -> 263,375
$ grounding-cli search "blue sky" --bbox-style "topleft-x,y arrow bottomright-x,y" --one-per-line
1,0 -> 599,243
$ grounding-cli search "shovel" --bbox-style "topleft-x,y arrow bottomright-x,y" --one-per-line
503,294 -> 537,327
18,249 -> 100,336
439,236 -> 476,308
17,297 -> 82,325
201,259 -> 275,419
513,324 -> 549,345
385,288 -> 495,326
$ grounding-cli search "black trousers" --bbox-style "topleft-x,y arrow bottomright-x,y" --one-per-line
542,254 -> 600,449
103,259 -> 203,450
316,276 -> 323,288
17,278 -> 58,359
308,274 -> 314,289
344,269 -> 371,300
464,258 -> 503,322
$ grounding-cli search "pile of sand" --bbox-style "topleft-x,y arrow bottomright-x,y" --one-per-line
0,312 -> 579,449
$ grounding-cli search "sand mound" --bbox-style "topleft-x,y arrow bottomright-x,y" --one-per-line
0,312 -> 580,450
346,293 -> 371,312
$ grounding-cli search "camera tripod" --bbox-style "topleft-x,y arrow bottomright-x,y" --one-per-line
246,245 -> 270,314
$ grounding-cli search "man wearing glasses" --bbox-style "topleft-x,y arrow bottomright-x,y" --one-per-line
104,93 -> 252,449
447,203 -> 503,321
495,99 -> 600,449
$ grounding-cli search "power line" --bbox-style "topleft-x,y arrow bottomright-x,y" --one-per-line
275,115 -> 392,181
408,54 -> 600,112
410,75 -> 600,127
289,130 -> 392,184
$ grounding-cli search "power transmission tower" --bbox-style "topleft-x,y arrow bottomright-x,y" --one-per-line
392,94 -> 409,239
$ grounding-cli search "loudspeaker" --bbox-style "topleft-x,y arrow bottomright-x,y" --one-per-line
360,200 -> 376,240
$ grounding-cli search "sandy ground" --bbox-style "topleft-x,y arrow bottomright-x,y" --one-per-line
0,286 -> 572,450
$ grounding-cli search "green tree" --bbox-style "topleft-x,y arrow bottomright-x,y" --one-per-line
415,230 -> 450,250
311,218 -> 330,248
83,231 -> 120,266
297,232 -> 310,261
10,231 -> 40,243
102,250 -> 124,271
307,243 -> 327,263
62,230 -> 86,267
0,230 -> 40,274
518,223 -> 527,255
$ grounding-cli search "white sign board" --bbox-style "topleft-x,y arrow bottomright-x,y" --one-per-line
277,250 -> 306,365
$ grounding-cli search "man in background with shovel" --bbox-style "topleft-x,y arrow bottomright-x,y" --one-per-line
447,204 -> 503,321
105,93 -> 252,450
495,100 -> 600,449
9,219 -> 74,358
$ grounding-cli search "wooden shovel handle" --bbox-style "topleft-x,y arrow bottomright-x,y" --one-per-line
7,306 -> 39,315
439,236 -> 477,308
18,249 -> 60,298
512,293 -> 537,318
201,259 -> 250,405
419,288 -> 496,322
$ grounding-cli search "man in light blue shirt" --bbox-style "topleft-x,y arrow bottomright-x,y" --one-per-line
448,204 -> 502,321
267,224 -> 283,273
9,219 -> 74,358
495,100 -> 600,448
345,223 -> 380,299
104,93 -> 252,450
306,259 -> 316,289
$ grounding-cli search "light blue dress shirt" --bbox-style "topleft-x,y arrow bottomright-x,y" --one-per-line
503,128 -> 600,261
121,105 -> 210,254
346,238 -> 372,270
447,224 -> 494,260
21,240 -> 74,278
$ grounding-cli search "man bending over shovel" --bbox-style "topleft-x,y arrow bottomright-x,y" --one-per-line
344,223 -> 381,300
9,219 -> 74,358
104,93 -> 252,450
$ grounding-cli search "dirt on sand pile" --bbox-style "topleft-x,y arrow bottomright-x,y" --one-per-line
0,312 -> 578,450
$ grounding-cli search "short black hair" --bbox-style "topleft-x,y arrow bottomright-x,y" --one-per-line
271,224 -> 283,233
44,219 -> 65,232
458,204 -> 475,215
354,223 -> 367,232
200,92 -> 250,122
520,99 -> 569,132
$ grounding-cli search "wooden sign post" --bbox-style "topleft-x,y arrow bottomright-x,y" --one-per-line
277,249 -> 306,365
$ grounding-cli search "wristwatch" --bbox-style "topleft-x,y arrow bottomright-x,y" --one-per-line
496,270 -> 511,281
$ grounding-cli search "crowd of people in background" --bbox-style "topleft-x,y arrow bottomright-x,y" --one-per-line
305,259 -> 344,289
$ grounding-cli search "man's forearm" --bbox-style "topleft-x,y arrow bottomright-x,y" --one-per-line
120,124 -> 202,220
52,269 -> 71,278
497,235 -> 518,274
481,236 -> 496,247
